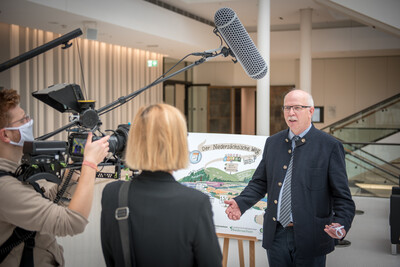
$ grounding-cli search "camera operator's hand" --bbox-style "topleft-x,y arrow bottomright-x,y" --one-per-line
68,133 -> 110,218
83,132 -> 110,165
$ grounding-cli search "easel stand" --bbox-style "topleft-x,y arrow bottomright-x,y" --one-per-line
217,233 -> 258,267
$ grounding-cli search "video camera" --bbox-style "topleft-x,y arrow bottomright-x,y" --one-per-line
17,83 -> 131,184
68,123 -> 130,162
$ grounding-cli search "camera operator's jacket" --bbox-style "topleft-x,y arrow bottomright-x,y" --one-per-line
0,158 -> 88,267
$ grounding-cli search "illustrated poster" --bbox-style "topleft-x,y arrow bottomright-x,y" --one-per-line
174,132 -> 268,239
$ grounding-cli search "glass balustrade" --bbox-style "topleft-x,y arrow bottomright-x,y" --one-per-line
345,143 -> 399,197
322,93 -> 400,198
323,94 -> 400,144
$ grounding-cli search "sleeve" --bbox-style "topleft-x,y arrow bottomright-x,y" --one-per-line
0,176 -> 88,236
47,169 -> 81,201
329,142 -> 356,233
36,179 -> 60,200
192,196 -> 223,267
235,140 -> 269,214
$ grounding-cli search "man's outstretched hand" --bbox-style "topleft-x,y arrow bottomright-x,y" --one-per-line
224,199 -> 242,220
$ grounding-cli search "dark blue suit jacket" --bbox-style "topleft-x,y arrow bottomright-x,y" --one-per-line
235,125 -> 355,258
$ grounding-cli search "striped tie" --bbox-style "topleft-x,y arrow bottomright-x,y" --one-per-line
279,136 -> 300,227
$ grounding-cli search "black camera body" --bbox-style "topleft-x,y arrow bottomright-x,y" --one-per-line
18,83 -> 132,183
68,123 -> 131,162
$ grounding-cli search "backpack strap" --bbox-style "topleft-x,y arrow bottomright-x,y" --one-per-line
0,227 -> 35,265
0,170 -> 14,178
0,170 -> 46,198
18,232 -> 36,267
0,171 -> 36,266
115,181 -> 135,267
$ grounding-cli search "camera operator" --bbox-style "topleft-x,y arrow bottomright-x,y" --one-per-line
0,88 -> 110,267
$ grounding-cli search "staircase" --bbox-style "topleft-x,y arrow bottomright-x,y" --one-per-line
321,93 -> 400,197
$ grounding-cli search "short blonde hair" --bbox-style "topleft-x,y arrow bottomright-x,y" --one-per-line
125,103 -> 188,171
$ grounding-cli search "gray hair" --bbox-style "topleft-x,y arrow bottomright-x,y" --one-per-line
284,89 -> 314,107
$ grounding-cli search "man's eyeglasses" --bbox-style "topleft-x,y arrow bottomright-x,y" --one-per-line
282,105 -> 311,112
8,114 -> 31,126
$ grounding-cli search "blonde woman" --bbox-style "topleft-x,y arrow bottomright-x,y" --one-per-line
100,103 -> 222,267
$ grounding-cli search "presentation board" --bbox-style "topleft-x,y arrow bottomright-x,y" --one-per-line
174,132 -> 268,239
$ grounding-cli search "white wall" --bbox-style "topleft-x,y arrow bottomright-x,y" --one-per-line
193,23 -> 400,86
194,55 -> 400,129
270,26 -> 400,59
327,0 -> 400,30
193,24 -> 400,130
194,61 -> 255,86
311,56 -> 400,127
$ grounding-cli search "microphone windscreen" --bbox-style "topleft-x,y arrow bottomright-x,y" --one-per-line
214,7 -> 268,80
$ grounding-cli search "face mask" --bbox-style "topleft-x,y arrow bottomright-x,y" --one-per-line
4,119 -> 34,147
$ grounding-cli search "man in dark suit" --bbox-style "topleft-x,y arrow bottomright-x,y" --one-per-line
225,89 -> 355,267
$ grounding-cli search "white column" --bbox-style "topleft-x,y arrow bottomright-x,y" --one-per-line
257,0 -> 270,136
300,8 -> 312,94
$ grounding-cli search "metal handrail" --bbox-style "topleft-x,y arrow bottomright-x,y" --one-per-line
321,93 -> 400,132
342,142 -> 400,146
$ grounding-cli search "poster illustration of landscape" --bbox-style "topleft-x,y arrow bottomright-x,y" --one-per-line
174,132 -> 268,239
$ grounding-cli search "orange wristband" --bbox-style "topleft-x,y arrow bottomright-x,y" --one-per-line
82,160 -> 98,172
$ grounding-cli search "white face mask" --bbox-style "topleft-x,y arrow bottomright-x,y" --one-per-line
4,119 -> 34,147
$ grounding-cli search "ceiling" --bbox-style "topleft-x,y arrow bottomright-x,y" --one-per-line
0,0 -> 393,60
154,0 -> 361,32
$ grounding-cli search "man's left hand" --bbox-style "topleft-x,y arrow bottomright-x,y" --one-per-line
324,223 -> 346,239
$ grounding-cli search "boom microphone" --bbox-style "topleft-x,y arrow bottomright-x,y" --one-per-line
214,7 -> 268,80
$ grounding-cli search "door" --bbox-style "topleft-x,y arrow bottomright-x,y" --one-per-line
188,85 -> 208,132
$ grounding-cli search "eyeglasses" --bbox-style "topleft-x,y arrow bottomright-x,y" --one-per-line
8,114 -> 31,126
282,105 -> 311,112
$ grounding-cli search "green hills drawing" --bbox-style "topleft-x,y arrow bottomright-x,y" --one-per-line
179,167 -> 255,183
